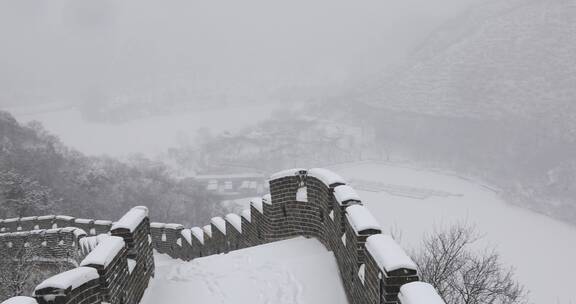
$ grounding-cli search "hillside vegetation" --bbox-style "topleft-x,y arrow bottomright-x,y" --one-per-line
0,111 -> 222,224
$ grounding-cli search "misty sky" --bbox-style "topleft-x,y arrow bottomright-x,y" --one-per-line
0,0 -> 488,107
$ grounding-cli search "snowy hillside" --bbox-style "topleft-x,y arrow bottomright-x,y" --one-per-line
366,0 -> 576,140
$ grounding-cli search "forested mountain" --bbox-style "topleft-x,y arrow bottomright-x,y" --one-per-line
0,111 -> 222,224
345,0 -> 576,224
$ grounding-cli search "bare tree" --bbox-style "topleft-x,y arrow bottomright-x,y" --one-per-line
412,224 -> 528,304
0,242 -> 72,300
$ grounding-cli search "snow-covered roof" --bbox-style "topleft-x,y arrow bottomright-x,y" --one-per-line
20,216 -> 36,221
35,267 -> 99,292
211,217 -> 226,234
181,229 -> 192,245
80,236 -> 125,268
365,235 -> 417,273
398,282 -> 446,304
202,225 -> 212,238
225,214 -> 242,233
165,223 -> 184,230
111,206 -> 148,232
1,296 -> 38,304
191,227 -> 204,244
3,218 -> 19,223
334,185 -> 361,205
345,205 -> 381,234
251,197 -> 264,213
269,168 -> 306,180
308,168 -> 346,186
241,208 -> 251,222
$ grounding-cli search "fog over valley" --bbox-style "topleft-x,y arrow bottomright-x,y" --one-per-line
1,0 -> 575,303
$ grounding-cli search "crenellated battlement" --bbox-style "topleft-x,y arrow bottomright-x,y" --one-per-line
145,167 -> 444,304
1,168 -> 443,304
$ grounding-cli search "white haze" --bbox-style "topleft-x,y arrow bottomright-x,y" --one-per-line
0,0 -> 486,107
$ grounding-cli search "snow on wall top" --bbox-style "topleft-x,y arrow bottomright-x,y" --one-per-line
181,229 -> 192,244
345,205 -> 382,234
80,236 -> 125,268
251,198 -> 264,213
35,267 -> 99,292
165,223 -> 184,230
191,227 -> 204,244
225,214 -> 242,233
398,282 -> 446,304
241,208 -> 251,222
1,296 -> 38,304
211,217 -> 226,234
55,215 -> 74,221
37,215 -> 55,220
150,222 -> 165,228
111,206 -> 148,232
94,220 -> 112,225
262,194 -> 272,205
269,168 -> 306,180
365,234 -> 417,273
203,225 -> 212,238
308,168 -> 346,186
75,218 -> 92,224
21,216 -> 36,222
334,185 -> 361,205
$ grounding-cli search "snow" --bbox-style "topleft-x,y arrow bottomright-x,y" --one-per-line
296,187 -> 308,202
55,215 -> 74,221
165,223 -> 184,230
127,259 -> 137,274
331,161 -> 576,304
211,217 -> 226,234
35,267 -> 99,291
140,237 -> 348,304
80,236 -> 125,267
37,215 -> 55,221
241,208 -> 251,222
1,296 -> 38,304
111,206 -> 148,232
20,216 -> 36,222
308,168 -> 346,186
202,225 -> 212,238
262,194 -> 272,205
345,205 -> 382,234
365,234 -> 417,273
191,227 -> 204,244
398,282 -> 445,304
181,229 -> 192,245
74,218 -> 92,224
333,185 -> 361,205
269,168 -> 306,180
225,214 -> 242,233
251,197 -> 264,213
150,222 -> 165,228
94,220 -> 112,226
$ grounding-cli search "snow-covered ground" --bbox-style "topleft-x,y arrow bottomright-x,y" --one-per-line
4,104 -> 277,157
140,237 -> 348,304
329,161 -> 576,304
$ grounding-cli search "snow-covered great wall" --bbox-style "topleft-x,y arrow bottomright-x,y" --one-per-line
0,168 -> 445,304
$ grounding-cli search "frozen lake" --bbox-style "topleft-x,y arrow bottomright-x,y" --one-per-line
329,161 -> 576,304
